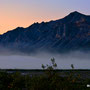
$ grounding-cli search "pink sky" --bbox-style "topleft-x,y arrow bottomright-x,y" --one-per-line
0,0 -> 90,34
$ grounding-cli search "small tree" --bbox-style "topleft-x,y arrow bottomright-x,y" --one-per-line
71,64 -> 74,69
41,58 -> 58,78
42,58 -> 57,70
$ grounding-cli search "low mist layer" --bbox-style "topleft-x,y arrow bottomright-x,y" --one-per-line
0,51 -> 90,69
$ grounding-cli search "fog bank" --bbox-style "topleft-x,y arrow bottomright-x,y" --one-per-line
0,51 -> 90,69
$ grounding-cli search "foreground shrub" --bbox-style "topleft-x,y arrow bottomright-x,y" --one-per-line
0,58 -> 89,90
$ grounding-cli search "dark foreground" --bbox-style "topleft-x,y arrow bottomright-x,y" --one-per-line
0,69 -> 90,90
0,58 -> 90,90
5,69 -> 90,79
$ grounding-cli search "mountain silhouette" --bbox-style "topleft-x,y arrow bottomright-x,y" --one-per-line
0,11 -> 90,53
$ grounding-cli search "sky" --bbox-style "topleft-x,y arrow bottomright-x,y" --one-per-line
0,0 -> 90,34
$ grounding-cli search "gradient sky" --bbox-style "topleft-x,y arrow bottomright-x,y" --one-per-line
0,0 -> 90,34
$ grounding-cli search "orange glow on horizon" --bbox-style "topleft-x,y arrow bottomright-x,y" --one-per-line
0,0 -> 90,34
0,12 -> 64,34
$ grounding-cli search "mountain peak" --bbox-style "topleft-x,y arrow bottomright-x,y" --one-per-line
61,11 -> 87,23
71,11 -> 80,14
69,11 -> 85,16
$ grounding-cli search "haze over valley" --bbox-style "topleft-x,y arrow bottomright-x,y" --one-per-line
0,11 -> 90,69
0,51 -> 90,69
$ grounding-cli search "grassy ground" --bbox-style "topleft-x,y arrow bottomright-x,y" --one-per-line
2,69 -> 90,79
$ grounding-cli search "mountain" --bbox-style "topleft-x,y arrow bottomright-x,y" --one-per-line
0,11 -> 90,53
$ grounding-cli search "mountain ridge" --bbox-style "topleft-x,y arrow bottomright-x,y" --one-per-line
0,11 -> 90,53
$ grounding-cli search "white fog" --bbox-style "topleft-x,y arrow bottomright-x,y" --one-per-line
0,51 -> 90,69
